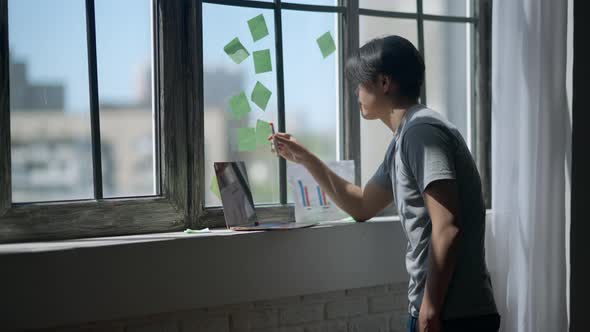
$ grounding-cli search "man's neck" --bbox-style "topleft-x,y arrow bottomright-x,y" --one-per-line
381,101 -> 419,134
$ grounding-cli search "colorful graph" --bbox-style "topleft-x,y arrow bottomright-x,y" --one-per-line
316,186 -> 330,206
298,180 -> 310,207
298,180 -> 330,207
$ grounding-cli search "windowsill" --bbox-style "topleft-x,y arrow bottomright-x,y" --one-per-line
0,216 -> 399,254
0,217 -> 407,330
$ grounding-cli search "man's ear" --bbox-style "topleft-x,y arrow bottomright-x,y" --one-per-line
380,75 -> 397,95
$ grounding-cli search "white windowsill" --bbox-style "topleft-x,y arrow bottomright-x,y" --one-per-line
0,217 -> 407,330
0,216 -> 399,254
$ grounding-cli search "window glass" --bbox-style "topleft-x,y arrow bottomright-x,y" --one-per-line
9,0 -> 93,202
203,4 -> 279,206
283,10 -> 339,203
424,21 -> 471,147
96,0 -> 156,198
359,17 -> 418,186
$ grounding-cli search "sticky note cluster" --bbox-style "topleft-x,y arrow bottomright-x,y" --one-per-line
184,228 -> 211,234
238,127 -> 257,152
224,38 -> 250,64
236,120 -> 273,152
210,176 -> 221,200
248,14 -> 269,42
317,31 -> 336,58
224,14 -> 273,114
251,81 -> 272,110
229,92 -> 251,120
256,119 -> 272,146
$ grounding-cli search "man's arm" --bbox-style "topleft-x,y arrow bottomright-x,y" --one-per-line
302,153 -> 393,222
419,179 -> 461,332
272,133 -> 393,222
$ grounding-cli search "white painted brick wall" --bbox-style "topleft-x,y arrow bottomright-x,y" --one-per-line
303,320 -> 347,332
325,297 -> 368,319
231,309 -> 279,330
348,315 -> 388,332
279,304 -> 324,325
43,282 -> 409,332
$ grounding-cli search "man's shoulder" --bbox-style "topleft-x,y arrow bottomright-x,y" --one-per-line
405,107 -> 450,130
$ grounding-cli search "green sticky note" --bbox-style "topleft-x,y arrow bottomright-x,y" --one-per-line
210,176 -> 221,200
185,228 -> 211,233
256,119 -> 272,146
229,92 -> 251,120
238,128 -> 257,152
253,49 -> 272,74
316,32 -> 336,58
224,37 -> 250,64
251,81 -> 272,110
248,14 -> 269,42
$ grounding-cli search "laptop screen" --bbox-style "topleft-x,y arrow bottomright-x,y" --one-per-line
214,161 -> 257,228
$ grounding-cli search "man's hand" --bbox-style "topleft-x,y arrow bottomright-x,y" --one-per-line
269,133 -> 313,165
418,301 -> 442,332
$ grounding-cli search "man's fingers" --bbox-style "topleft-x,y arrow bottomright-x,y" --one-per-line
274,135 -> 296,146
269,132 -> 292,142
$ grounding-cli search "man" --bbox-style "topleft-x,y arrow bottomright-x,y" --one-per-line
271,35 -> 499,332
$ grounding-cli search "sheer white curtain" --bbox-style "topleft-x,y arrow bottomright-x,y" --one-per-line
486,0 -> 569,331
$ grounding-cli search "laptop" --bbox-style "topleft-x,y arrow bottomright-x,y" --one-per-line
214,161 -> 317,231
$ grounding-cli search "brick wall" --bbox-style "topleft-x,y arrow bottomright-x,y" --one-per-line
41,282 -> 409,332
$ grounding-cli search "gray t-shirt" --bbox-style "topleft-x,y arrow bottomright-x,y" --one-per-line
370,105 -> 497,319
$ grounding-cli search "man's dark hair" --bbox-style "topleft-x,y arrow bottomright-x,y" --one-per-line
345,35 -> 425,100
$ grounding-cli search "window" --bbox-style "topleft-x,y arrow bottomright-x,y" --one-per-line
0,0 -> 193,243
0,0 -> 491,242
7,0 -> 157,203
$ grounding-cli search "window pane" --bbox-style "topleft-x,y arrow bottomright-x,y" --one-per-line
283,11 -> 339,183
360,0 -> 416,13
359,17 -> 418,186
95,0 -> 156,198
203,4 -> 279,206
424,22 -> 471,148
423,0 -> 471,17
9,0 -> 93,202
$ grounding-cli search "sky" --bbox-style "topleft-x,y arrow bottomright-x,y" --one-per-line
8,0 -> 340,130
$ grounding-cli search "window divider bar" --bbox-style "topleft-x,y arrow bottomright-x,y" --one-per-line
282,2 -> 344,13
152,0 -> 162,195
342,0 -> 361,185
194,0 -> 205,220
422,14 -> 476,23
203,0 -> 275,10
358,8 -> 476,23
475,0 -> 492,207
0,0 -> 10,216
358,8 -> 418,19
85,0 -> 104,200
273,0 -> 287,204
416,0 -> 427,105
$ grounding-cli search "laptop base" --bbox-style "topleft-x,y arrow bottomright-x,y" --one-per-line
231,222 -> 317,231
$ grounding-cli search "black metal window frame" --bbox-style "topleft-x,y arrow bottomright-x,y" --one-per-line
0,0 -> 491,242
198,0 -> 491,228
